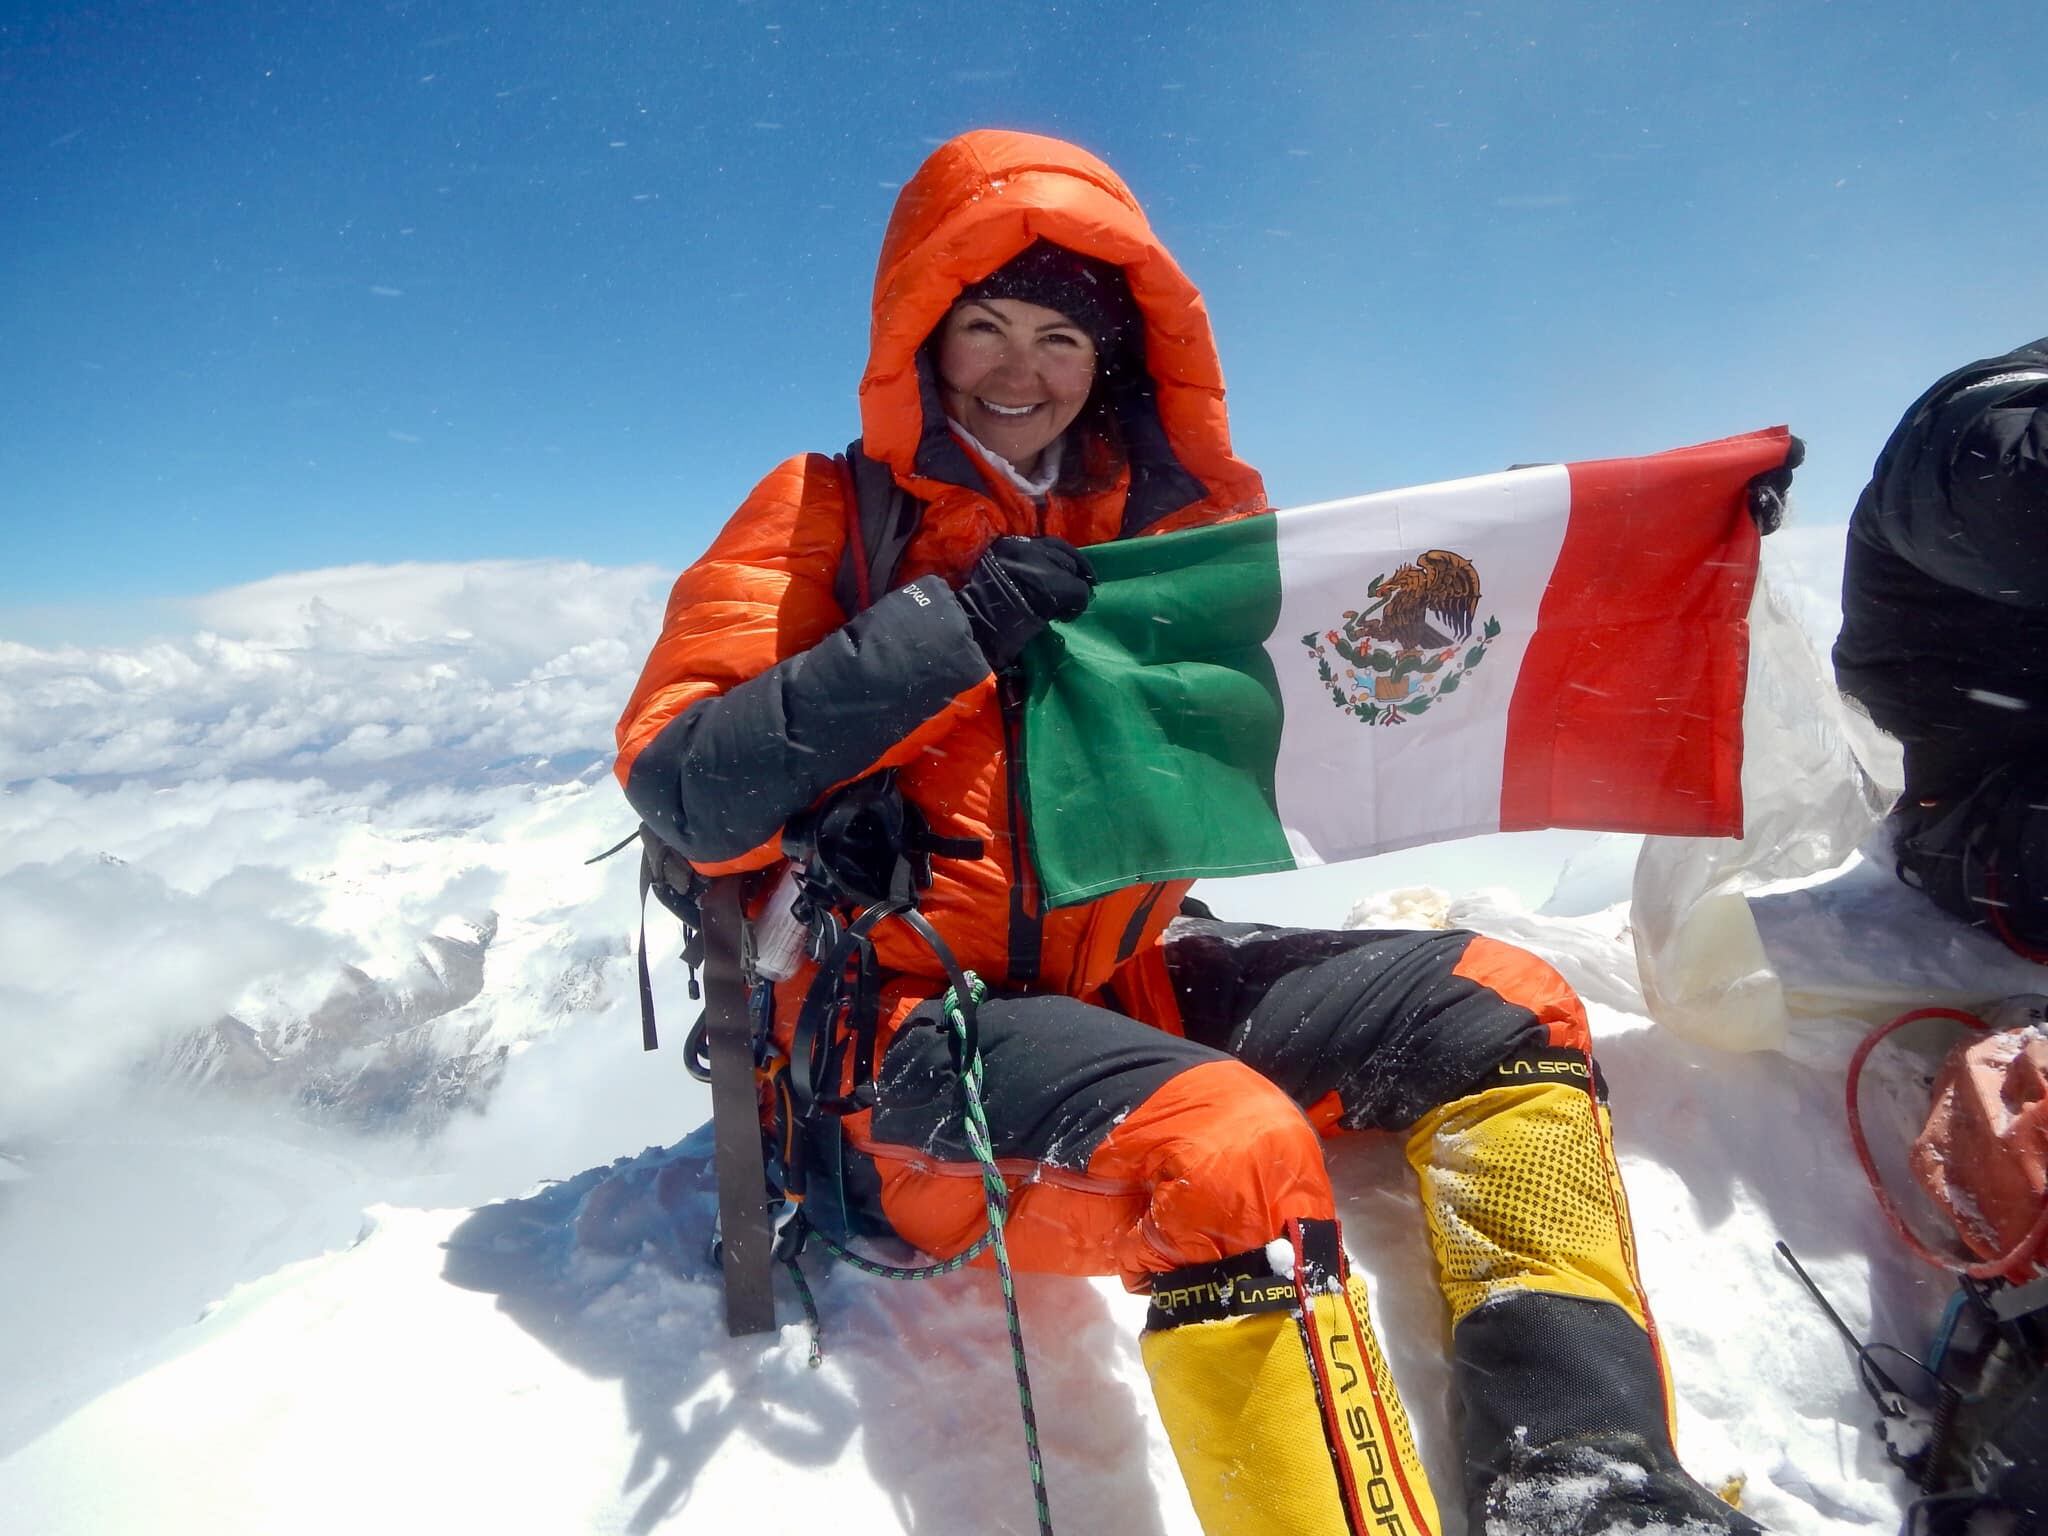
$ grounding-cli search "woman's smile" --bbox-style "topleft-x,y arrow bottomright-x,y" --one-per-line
936,295 -> 1098,475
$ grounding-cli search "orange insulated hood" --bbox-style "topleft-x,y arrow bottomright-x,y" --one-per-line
860,129 -> 1264,523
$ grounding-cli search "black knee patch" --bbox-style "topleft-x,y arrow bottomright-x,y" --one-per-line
1163,918 -> 1387,1048
1176,924 -> 1549,1131
867,992 -> 1224,1170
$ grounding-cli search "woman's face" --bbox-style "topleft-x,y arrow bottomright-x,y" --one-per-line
934,296 -> 1098,475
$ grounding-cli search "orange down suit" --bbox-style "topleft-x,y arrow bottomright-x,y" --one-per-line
616,132 -> 1733,1536
614,128 -> 1313,1273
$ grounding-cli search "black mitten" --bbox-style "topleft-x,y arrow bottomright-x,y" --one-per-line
957,535 -> 1097,670
1746,434 -> 1806,535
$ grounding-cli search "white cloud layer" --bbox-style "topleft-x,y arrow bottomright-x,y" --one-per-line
0,560 -> 678,1139
0,559 -> 668,784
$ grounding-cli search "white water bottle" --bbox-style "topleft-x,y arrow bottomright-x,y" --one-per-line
750,864 -> 809,982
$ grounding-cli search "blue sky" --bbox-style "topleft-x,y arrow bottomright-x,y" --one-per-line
4,0 -> 2045,639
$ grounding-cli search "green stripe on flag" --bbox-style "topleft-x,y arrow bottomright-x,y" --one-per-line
1019,514 -> 1297,908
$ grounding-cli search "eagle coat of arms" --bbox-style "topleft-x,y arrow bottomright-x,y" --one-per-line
1302,549 -> 1500,725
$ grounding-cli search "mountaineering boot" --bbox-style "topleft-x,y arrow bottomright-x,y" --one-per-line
1140,1216 -> 1441,1536
1405,1054 -> 1755,1535
1482,1433 -> 1763,1536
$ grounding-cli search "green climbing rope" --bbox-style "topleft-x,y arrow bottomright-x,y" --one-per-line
799,971 -> 1054,1536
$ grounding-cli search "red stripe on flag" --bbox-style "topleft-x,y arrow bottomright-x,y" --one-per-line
1498,427 -> 1788,837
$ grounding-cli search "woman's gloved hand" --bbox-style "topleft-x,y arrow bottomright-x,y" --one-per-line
1747,434 -> 1806,535
957,535 -> 1097,670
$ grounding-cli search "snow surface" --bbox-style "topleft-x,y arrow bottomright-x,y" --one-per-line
0,530 -> 2006,1535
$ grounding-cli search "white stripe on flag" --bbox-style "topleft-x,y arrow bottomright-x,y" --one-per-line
1262,465 -> 1573,862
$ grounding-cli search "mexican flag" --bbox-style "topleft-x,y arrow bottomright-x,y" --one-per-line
1018,428 -> 1790,910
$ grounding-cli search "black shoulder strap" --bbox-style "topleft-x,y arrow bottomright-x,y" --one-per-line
833,441 -> 925,617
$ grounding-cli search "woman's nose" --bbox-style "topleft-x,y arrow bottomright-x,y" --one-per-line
983,345 -> 1032,381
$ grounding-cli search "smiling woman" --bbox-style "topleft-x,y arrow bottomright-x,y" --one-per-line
929,238 -> 1143,492
935,295 -> 1097,479
613,128 -> 1760,1536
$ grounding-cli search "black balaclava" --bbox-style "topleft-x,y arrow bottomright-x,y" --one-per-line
955,240 -> 1143,378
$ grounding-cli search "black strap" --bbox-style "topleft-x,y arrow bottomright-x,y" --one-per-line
897,906 -> 980,1070
584,828 -> 641,865
635,855 -> 662,1052
701,877 -> 778,1336
786,899 -> 985,1124
833,442 -> 926,619
589,826 -> 669,1053
790,898 -> 908,1119
633,829 -> 707,1052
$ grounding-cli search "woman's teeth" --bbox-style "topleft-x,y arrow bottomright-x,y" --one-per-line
979,399 -> 1039,417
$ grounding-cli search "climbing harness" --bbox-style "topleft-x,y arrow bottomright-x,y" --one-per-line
614,771 -> 1053,1535
786,973 -> 1054,1536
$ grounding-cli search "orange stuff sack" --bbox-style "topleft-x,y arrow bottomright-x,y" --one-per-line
1909,1026 -> 2048,1270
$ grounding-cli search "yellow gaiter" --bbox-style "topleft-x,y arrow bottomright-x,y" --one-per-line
1140,1217 -> 1441,1536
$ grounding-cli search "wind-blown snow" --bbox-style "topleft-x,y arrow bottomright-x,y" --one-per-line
0,532 -> 1996,1535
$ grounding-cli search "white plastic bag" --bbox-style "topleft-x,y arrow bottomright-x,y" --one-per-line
1629,565 -> 1899,1050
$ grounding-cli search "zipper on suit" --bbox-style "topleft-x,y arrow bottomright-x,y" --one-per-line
999,669 -> 1043,987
